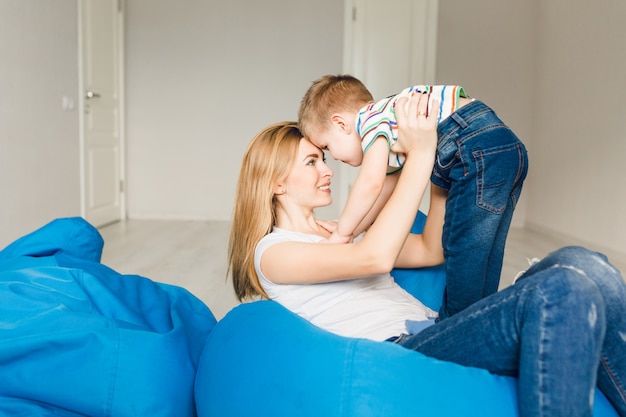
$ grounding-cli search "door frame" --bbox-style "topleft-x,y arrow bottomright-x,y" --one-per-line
77,0 -> 126,225
342,0 -> 439,90
340,0 -> 439,213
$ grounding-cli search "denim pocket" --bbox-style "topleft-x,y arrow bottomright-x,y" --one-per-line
436,139 -> 459,171
432,138 -> 459,189
473,142 -> 526,214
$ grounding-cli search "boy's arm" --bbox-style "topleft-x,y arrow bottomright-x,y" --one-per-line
394,183 -> 447,267
332,137 -> 389,241
353,172 -> 399,236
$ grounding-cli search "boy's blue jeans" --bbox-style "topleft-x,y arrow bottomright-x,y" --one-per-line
432,100 -> 528,319
397,246 -> 626,417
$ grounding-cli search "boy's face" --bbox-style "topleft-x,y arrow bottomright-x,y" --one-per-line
309,126 -> 363,167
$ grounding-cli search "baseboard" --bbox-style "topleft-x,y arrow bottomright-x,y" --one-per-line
126,211 -> 218,222
525,221 -> 626,272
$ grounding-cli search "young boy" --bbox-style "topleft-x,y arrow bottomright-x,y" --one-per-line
298,74 -> 528,320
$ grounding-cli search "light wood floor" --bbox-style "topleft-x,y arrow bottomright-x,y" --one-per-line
99,220 -> 626,320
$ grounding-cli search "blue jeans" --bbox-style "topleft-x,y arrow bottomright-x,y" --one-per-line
432,100 -> 528,319
396,246 -> 626,417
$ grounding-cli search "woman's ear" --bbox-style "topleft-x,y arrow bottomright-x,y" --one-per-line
273,183 -> 286,195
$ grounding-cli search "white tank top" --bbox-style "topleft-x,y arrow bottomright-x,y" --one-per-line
254,227 -> 436,341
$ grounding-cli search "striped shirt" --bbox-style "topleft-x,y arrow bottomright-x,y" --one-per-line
356,85 -> 468,170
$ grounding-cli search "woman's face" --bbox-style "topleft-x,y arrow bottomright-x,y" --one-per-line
279,138 -> 333,209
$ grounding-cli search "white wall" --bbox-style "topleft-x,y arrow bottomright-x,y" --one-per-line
436,0 -> 626,260
528,1 -> 626,257
2,1 -> 625,261
124,0 -> 344,220
0,0 -> 81,247
435,0 -> 535,228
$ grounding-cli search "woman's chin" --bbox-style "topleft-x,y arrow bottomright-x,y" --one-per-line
317,197 -> 333,207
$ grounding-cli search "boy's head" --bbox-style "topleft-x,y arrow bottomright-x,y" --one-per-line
298,74 -> 373,166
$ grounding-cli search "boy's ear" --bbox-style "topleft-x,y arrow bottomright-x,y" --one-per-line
330,113 -> 352,134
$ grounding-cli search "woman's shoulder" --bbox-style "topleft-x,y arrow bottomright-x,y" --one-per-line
255,228 -> 325,269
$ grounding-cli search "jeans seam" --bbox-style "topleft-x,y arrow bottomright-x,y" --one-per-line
416,287 -> 528,348
600,353 -> 626,405
536,286 -> 550,416
438,106 -> 494,143
442,119 -> 509,151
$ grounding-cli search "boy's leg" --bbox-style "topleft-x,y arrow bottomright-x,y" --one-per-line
433,101 -> 528,320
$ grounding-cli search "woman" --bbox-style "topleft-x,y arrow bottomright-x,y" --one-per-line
228,94 -> 626,417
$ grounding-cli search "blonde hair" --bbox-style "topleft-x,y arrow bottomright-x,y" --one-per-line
228,121 -> 303,301
298,74 -> 373,139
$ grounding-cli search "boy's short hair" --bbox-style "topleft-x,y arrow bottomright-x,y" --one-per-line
298,74 -> 373,139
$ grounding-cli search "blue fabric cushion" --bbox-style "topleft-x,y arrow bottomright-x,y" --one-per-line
0,217 -> 217,417
390,210 -> 446,310
195,211 -> 618,417
196,301 -> 617,416
0,217 -> 104,262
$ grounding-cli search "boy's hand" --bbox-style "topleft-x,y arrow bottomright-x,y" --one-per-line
316,219 -> 337,233
316,220 -> 353,243
320,229 -> 354,244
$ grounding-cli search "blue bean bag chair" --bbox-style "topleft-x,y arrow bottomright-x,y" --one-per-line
195,212 -> 619,417
0,217 -> 216,417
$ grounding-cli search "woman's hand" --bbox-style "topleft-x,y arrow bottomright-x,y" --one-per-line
392,93 -> 438,155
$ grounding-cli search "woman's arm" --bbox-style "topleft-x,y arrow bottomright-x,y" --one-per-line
261,94 -> 438,284
394,183 -> 446,268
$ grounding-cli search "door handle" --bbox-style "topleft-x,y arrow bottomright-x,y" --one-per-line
85,91 -> 101,99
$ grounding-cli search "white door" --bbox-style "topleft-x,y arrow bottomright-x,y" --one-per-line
338,0 -> 438,213
79,0 -> 124,227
